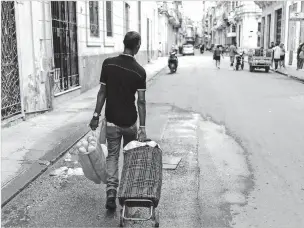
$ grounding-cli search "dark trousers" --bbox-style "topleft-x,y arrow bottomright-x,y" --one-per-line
297,58 -> 304,69
274,59 -> 280,70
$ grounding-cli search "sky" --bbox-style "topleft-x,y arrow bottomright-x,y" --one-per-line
182,1 -> 204,21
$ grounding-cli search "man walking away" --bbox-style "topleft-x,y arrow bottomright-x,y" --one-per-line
89,31 -> 147,210
229,43 -> 237,67
273,42 -> 281,71
213,45 -> 224,69
280,43 -> 286,68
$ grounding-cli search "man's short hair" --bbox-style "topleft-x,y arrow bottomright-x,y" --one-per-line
123,31 -> 141,49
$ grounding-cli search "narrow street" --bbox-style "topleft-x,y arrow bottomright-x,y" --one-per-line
2,51 -> 304,228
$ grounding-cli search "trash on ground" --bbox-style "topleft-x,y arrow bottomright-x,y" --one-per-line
49,167 -> 68,176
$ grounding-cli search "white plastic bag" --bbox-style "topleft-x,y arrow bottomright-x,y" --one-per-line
77,127 -> 108,184
99,119 -> 108,157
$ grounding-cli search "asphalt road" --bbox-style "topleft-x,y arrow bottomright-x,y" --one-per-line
2,51 -> 304,228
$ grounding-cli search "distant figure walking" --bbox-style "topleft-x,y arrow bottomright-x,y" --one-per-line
213,45 -> 224,69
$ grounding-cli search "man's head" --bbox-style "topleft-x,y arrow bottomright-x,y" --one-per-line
276,41 -> 280,46
271,41 -> 274,46
123,31 -> 141,55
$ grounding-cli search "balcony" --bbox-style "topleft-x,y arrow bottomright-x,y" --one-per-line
254,1 -> 276,9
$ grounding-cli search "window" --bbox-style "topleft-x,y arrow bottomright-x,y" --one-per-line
138,1 -> 141,34
106,1 -> 113,37
89,1 -> 99,37
258,22 -> 261,32
267,14 -> 271,47
232,1 -> 235,10
124,3 -> 130,33
258,36 -> 261,47
300,2 -> 304,44
275,8 -> 282,43
232,25 -> 236,32
261,17 -> 265,47
288,3 -> 297,50
238,25 -> 241,47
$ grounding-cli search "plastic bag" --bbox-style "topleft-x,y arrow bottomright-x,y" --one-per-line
77,128 -> 108,184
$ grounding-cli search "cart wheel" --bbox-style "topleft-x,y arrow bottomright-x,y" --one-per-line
120,209 -> 124,227
249,66 -> 254,72
154,210 -> 159,227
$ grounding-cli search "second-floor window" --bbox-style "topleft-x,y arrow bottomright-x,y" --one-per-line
89,1 -> 99,37
138,1 -> 141,34
106,1 -> 113,37
232,25 -> 236,32
258,22 -> 261,32
125,3 -> 130,33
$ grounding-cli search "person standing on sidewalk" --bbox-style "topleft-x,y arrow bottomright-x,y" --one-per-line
279,43 -> 286,68
270,41 -> 275,69
298,44 -> 304,70
273,42 -> 281,71
89,31 -> 147,210
297,42 -> 304,70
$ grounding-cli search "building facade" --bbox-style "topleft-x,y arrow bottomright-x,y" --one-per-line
1,1 -> 160,123
255,1 -> 304,67
157,1 -> 182,56
208,1 -> 261,49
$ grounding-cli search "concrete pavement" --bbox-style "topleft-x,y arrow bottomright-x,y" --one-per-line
1,56 -> 168,207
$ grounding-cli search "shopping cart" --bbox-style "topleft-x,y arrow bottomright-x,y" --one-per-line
118,140 -> 162,227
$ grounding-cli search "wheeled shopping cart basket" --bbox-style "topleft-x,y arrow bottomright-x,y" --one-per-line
118,141 -> 162,227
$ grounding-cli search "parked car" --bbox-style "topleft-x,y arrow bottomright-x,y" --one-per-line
182,44 -> 195,56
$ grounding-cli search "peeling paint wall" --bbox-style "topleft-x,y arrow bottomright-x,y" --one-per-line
16,1 -> 53,113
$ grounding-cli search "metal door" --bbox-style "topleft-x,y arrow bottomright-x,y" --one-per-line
51,1 -> 79,95
1,1 -> 22,120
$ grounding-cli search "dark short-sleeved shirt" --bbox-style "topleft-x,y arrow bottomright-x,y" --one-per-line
214,49 -> 222,56
100,54 -> 146,128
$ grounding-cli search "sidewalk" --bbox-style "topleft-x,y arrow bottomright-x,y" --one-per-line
1,56 -> 168,206
244,56 -> 304,82
271,64 -> 304,82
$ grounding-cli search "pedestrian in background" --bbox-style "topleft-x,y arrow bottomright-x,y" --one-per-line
280,43 -> 286,68
89,31 -> 147,210
273,42 -> 281,71
229,43 -> 237,67
298,44 -> 304,70
158,42 -> 162,57
270,41 -> 275,69
297,42 -> 304,70
213,45 -> 224,69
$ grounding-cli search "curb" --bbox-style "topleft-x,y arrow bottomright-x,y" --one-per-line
270,69 -> 304,83
1,126 -> 93,208
244,60 -> 304,83
1,61 -> 167,208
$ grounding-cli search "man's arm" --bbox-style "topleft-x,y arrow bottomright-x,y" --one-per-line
94,84 -> 106,116
137,90 -> 146,127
